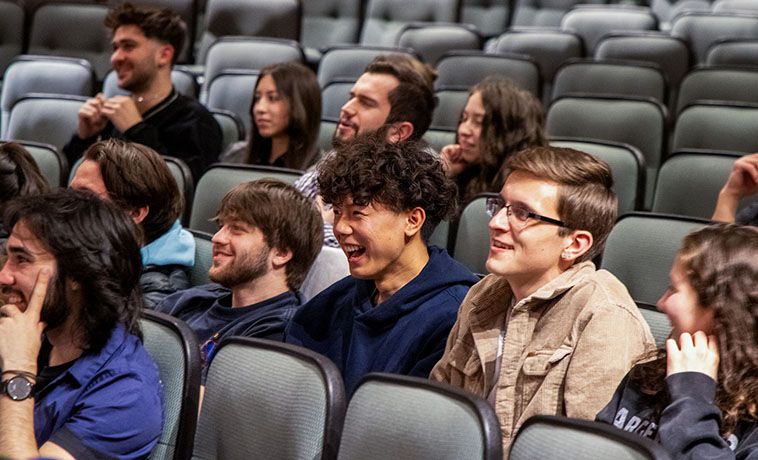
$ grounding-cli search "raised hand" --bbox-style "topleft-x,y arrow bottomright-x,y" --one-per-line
666,331 -> 719,381
0,269 -> 50,374
101,96 -> 143,133
76,94 -> 108,139
440,144 -> 468,178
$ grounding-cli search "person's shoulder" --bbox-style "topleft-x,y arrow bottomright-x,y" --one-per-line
569,266 -> 638,314
156,283 -> 227,315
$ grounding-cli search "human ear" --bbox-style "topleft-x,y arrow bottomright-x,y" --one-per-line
129,206 -> 149,225
271,247 -> 293,268
404,207 -> 426,238
560,230 -> 593,264
387,122 -> 414,143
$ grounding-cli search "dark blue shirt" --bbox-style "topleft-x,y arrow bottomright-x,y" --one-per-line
34,323 -> 164,459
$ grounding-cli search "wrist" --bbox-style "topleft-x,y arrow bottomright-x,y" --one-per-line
2,362 -> 37,376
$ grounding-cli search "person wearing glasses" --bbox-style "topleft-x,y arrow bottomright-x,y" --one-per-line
431,146 -> 656,454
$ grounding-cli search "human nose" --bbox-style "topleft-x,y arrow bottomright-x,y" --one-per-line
211,226 -> 229,245
458,119 -> 473,138
488,206 -> 512,233
111,47 -> 124,65
0,260 -> 14,287
332,215 -> 351,239
340,97 -> 357,118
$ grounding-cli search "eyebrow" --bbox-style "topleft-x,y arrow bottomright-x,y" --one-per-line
6,245 -> 33,259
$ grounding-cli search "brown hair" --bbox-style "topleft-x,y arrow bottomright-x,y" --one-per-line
105,2 -> 186,65
83,139 -> 183,244
632,224 -> 758,436
245,62 -> 321,170
457,77 -> 547,201
318,132 -> 458,241
503,146 -> 617,262
0,142 -> 50,217
364,55 -> 436,141
214,179 -> 322,290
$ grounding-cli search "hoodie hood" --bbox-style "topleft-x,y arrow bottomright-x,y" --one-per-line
141,220 -> 195,268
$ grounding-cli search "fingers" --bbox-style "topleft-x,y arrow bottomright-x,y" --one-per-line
25,268 -> 50,318
0,304 -> 21,318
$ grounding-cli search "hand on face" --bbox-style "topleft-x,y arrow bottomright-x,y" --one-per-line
0,269 -> 50,374
77,93 -> 108,139
440,144 -> 468,178
666,331 -> 719,381
101,95 -> 143,133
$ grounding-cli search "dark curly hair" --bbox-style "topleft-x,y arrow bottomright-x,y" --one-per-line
630,223 -> 758,436
105,2 -> 186,65
317,132 -> 457,241
4,189 -> 144,352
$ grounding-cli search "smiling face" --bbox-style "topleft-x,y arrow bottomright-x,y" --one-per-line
486,171 -> 574,297
110,24 -> 167,93
334,72 -> 398,142
209,217 -> 272,289
253,74 -> 291,139
457,91 -> 485,166
657,258 -> 714,337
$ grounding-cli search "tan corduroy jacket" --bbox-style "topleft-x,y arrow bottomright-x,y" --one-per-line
430,262 -> 656,457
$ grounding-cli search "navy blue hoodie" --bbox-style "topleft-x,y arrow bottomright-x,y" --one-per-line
285,246 -> 478,394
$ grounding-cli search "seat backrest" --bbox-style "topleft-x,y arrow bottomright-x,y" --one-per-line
436,51 -> 541,97
550,138 -> 645,214
210,109 -> 245,153
164,156 -> 195,225
636,302 -> 672,348
189,164 -> 303,233
317,46 -> 417,87
594,32 -> 691,95
203,71 -> 259,134
318,118 -> 339,152
675,66 -> 758,115
552,59 -> 666,104
672,101 -> 758,153
0,0 -> 24,76
510,415 -> 672,460
546,95 -> 666,209
452,193 -> 495,275
422,127 -> 456,153
360,0 -> 461,46
512,0 -> 605,27
600,212 -> 708,305
321,80 -> 355,119
461,0 -> 510,38
431,87 -> 470,130
670,11 -> 758,63
706,38 -> 758,67
102,66 -> 199,100
27,3 -> 112,79
713,0 -> 758,14
338,373 -> 502,460
652,150 -> 753,219
201,37 -> 304,97
16,140 -> 68,188
300,245 -> 350,302
197,0 -> 301,63
193,337 -> 346,460
140,310 -> 201,460
1,56 -> 95,138
188,230 -> 213,286
396,22 -> 481,65
5,95 -> 86,154
560,5 -> 658,54
301,0 -> 362,52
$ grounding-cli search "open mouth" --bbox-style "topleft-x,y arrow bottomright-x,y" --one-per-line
342,243 -> 366,262
491,240 -> 514,250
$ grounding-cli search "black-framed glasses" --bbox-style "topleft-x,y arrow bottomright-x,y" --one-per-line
485,196 -> 568,229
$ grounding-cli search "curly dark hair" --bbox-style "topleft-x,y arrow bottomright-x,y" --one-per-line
317,132 -> 457,241
4,189 -> 144,352
105,2 -> 186,65
630,223 -> 758,436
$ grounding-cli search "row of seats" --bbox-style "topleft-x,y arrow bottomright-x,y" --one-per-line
143,310 -> 670,460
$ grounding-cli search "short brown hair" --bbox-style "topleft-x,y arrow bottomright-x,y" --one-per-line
105,2 -> 186,65
215,179 -> 323,290
0,142 -> 50,215
318,132 -> 457,241
364,55 -> 436,141
83,139 -> 183,244
503,146 -> 617,262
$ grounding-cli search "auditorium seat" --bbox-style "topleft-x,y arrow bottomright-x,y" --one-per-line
451,193 -> 496,275
461,0 -> 510,39
202,70 -> 258,134
0,0 -> 24,76
300,0 -> 363,64
675,66 -> 758,115
317,45 -> 418,88
672,101 -> 758,153
436,51 -> 541,97
16,140 -> 68,187
5,94 -> 85,154
511,0 -> 603,28
396,22 -> 481,65
103,66 -> 199,100
560,5 -> 658,55
670,11 -> 758,64
705,38 -> 758,67
359,0 -> 461,47
210,109 -> 245,153
189,229 -> 213,286
430,87 -> 470,130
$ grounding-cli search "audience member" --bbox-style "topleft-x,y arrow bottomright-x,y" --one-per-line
440,77 -> 546,204
158,179 -> 322,370
285,133 -> 478,394
70,139 -> 194,309
712,153 -> 757,226
0,142 -> 50,247
597,223 -> 758,458
295,54 -> 437,247
62,2 -> 221,181
0,189 -> 162,459
431,146 -> 656,453
220,62 -> 321,170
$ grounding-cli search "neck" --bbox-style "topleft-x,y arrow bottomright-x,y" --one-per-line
46,315 -> 85,367
373,238 -> 429,305
231,270 -> 290,308
132,73 -> 173,114
270,135 -> 289,164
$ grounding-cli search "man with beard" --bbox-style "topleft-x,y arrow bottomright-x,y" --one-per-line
0,189 -> 163,459
62,3 -> 221,181
157,180 -> 322,370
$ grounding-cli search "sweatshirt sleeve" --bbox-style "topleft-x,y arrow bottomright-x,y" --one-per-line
659,372 -> 742,460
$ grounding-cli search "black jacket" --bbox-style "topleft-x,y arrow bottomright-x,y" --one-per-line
140,264 -> 191,311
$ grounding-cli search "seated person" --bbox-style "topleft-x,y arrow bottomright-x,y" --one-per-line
431,146 -> 656,452
0,189 -> 162,459
440,76 -> 546,205
285,133 -> 478,394
220,62 -> 322,170
63,3 -> 221,181
158,179 -> 322,369
712,153 -> 757,226
70,139 -> 194,309
597,223 -> 757,458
